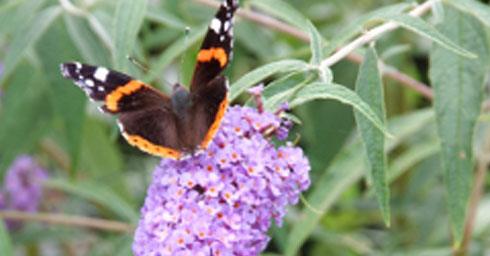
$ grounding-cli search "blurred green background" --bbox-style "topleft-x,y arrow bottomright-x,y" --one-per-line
0,0 -> 489,255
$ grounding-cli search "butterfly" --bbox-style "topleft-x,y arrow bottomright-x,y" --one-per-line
60,0 -> 238,159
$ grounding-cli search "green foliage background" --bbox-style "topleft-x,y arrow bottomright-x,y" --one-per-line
0,0 -> 490,255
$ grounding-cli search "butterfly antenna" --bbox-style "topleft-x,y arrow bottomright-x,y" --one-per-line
127,55 -> 174,91
127,55 -> 150,72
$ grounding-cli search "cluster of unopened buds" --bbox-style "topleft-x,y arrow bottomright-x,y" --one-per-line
133,86 -> 311,256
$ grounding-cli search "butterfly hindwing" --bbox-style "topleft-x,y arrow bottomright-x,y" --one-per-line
119,107 -> 182,159
190,0 -> 238,91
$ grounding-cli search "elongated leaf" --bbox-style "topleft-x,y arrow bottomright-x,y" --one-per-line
230,60 -> 309,101
0,65 -> 52,178
388,14 -> 475,58
387,142 -> 440,183
45,179 -> 139,222
113,0 -> 148,71
446,0 -> 490,27
37,22 -> 86,173
0,222 -> 12,256
307,21 -> 324,66
146,7 -> 186,29
145,25 -> 207,83
262,72 -> 306,111
429,6 -> 489,246
0,0 -> 45,35
289,82 -> 389,136
285,109 -> 435,256
64,14 -> 110,65
250,0 -> 308,30
0,6 -> 61,84
354,47 -> 390,225
80,119 -> 123,177
88,12 -> 113,50
329,3 -> 410,52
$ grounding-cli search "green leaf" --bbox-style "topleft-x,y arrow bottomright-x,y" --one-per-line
0,0 -> 45,35
307,21 -> 324,66
37,21 -> 87,173
0,221 -> 13,256
429,6 -> 489,246
250,0 -> 309,30
146,7 -> 186,29
285,109 -> 435,256
113,0 -> 148,71
144,25 -> 207,83
388,14 -> 476,58
353,47 -> 390,225
329,3 -> 411,52
387,141 -> 440,183
230,60 -> 309,101
289,82 -> 389,136
0,65 -> 52,178
64,14 -> 110,65
79,119 -> 123,177
45,179 -> 139,222
262,72 -> 307,111
0,6 -> 61,84
446,0 -> 490,27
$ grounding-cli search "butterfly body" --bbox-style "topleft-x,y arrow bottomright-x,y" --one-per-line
60,0 -> 238,159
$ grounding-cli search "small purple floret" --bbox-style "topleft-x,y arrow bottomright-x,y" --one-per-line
133,106 -> 310,256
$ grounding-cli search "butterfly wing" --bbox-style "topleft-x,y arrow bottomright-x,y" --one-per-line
187,0 -> 238,149
190,0 -> 238,91
60,62 -> 183,159
190,75 -> 229,149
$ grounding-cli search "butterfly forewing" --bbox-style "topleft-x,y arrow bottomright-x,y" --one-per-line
190,0 -> 238,91
60,62 -> 182,158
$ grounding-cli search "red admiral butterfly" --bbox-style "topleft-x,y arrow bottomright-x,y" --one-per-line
61,0 -> 238,159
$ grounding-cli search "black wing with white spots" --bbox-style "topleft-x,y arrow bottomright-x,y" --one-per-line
190,0 -> 238,91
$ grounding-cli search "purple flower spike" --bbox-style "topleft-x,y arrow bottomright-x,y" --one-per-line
1,155 -> 48,229
133,106 -> 311,256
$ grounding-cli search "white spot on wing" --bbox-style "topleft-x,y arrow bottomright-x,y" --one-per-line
97,86 -> 105,92
85,79 -> 94,87
209,18 -> 221,34
75,62 -> 82,70
220,35 -> 225,42
224,21 -> 231,31
94,67 -> 109,82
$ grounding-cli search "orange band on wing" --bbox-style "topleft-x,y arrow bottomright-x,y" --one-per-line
197,48 -> 228,67
123,133 -> 182,159
200,95 -> 229,149
105,80 -> 145,112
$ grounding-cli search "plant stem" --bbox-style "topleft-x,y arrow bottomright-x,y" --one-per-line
0,210 -> 133,233
320,0 -> 436,69
456,134 -> 490,255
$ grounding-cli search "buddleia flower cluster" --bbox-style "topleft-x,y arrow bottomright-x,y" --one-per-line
133,103 -> 311,256
1,155 -> 48,229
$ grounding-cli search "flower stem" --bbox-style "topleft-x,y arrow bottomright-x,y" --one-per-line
0,210 -> 133,233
